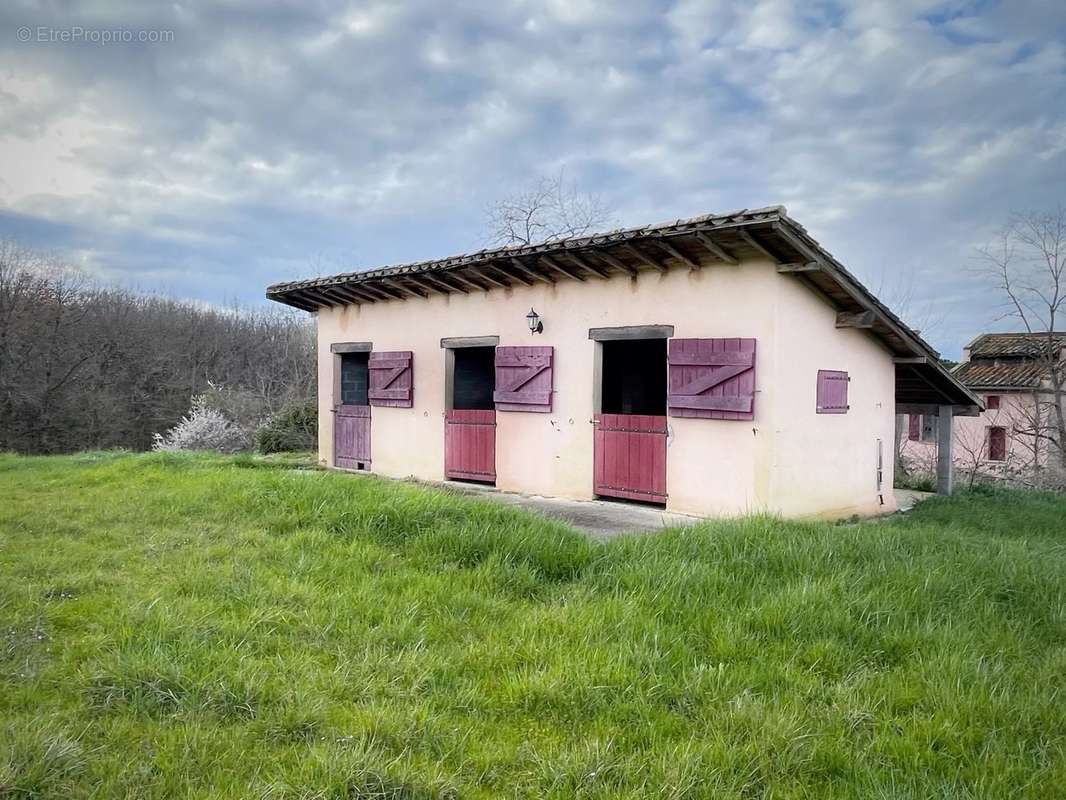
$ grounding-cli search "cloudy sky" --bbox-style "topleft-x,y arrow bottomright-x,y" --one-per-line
1,0 -> 1064,357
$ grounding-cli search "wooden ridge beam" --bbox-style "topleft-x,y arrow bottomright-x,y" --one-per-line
693,231 -> 738,264
623,244 -> 668,273
835,310 -> 876,328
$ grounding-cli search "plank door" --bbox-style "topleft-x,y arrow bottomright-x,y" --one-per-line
334,405 -> 371,469
593,413 -> 667,504
445,409 -> 496,483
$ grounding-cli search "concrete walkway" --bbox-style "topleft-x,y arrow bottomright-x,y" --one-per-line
445,484 -> 937,537
894,488 -> 935,512
442,481 -> 701,539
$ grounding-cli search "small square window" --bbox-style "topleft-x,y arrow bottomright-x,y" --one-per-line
986,395 -> 1000,410
816,369 -> 849,414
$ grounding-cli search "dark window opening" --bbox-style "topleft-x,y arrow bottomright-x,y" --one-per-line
988,426 -> 1007,462
986,394 -> 1001,410
452,346 -> 496,410
340,352 -> 369,406
601,339 -> 667,415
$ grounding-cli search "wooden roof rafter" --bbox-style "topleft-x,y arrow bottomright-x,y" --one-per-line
595,249 -> 638,277
563,250 -> 610,279
737,228 -> 786,264
424,272 -> 468,294
693,231 -> 737,264
325,285 -> 364,305
510,257 -> 554,285
472,266 -> 511,290
540,255 -> 585,282
622,243 -> 668,273
384,278 -> 425,299
493,259 -> 533,287
302,287 -> 342,307
406,275 -> 450,296
652,238 -> 702,271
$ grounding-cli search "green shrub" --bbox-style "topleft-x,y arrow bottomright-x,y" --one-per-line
255,400 -> 317,454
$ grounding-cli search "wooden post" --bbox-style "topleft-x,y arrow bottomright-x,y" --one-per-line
937,404 -> 954,495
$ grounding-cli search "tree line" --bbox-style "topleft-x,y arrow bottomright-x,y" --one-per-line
0,240 -> 315,454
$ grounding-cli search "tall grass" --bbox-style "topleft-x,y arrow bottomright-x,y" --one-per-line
1,452 -> 1064,798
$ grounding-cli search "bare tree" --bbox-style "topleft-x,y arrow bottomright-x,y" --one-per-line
975,206 -> 1066,470
0,239 -> 316,454
484,170 -> 614,247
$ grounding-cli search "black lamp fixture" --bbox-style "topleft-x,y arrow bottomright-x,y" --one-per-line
526,307 -> 543,335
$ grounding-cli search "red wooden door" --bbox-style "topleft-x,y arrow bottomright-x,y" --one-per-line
334,405 -> 370,469
593,413 -> 667,504
445,409 -> 496,483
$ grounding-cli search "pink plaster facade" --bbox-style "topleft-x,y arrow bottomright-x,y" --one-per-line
900,391 -> 1043,473
315,254 -> 898,520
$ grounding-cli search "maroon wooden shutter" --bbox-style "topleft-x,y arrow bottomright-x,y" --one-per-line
368,351 -> 413,408
816,369 -> 850,414
908,414 -> 920,441
493,346 -> 553,412
667,338 -> 756,420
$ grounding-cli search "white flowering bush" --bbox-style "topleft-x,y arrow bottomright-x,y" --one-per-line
152,396 -> 249,453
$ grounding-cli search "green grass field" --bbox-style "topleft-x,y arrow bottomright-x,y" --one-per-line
2,452 -> 1065,798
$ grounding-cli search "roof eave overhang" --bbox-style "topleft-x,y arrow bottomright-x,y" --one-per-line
266,207 -> 982,413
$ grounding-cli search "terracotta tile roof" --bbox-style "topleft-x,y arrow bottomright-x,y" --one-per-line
266,206 -> 787,294
967,332 -> 1066,358
953,361 -> 1049,389
265,204 -> 982,410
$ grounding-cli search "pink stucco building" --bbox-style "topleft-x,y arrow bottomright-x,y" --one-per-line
267,206 -> 980,519
902,332 -> 1066,476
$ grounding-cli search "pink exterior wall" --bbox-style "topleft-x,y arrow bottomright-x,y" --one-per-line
316,255 -> 898,519
901,391 -> 1042,472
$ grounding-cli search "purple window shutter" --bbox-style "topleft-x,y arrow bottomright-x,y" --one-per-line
494,346 -> 553,412
368,351 -> 413,408
816,369 -> 849,414
668,338 -> 756,420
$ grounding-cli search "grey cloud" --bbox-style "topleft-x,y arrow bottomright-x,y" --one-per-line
0,0 -> 1064,356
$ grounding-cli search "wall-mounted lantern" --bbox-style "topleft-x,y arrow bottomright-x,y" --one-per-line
526,307 -> 543,335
